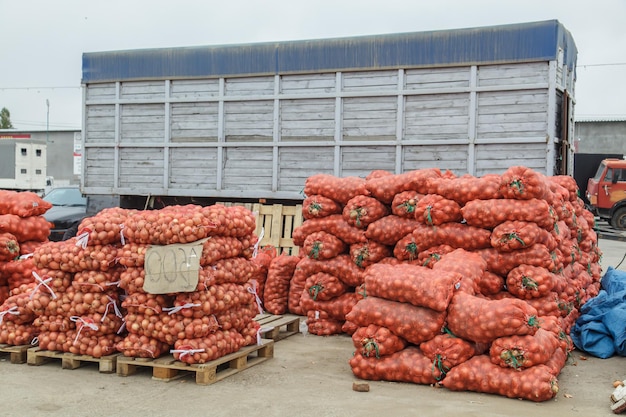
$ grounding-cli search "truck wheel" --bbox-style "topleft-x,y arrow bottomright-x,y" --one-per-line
611,207 -> 626,230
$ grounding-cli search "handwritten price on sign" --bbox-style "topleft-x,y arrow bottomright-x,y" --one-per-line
143,239 -> 205,294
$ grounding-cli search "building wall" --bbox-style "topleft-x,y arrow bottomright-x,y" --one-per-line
0,129 -> 80,186
575,120 -> 626,155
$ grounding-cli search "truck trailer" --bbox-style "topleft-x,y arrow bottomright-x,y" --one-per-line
80,19 -> 577,211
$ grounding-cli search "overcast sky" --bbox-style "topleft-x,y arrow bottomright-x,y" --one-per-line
2,0 -> 625,131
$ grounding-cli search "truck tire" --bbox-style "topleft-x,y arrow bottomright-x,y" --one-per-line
611,207 -> 626,230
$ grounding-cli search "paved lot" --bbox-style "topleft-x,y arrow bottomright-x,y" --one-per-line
0,238 -> 624,417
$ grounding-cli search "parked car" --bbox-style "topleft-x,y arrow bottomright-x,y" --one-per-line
42,186 -> 88,241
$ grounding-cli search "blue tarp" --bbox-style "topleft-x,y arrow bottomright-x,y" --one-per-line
571,267 -> 626,358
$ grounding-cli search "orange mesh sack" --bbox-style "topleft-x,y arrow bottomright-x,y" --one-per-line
304,174 -> 369,205
302,195 -> 343,219
414,194 -> 462,226
499,166 -> 548,200
343,195 -> 390,229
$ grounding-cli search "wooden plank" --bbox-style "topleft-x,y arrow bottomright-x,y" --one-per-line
269,204 -> 283,250
27,347 -> 119,373
595,219 -> 626,242
0,343 -> 31,364
116,339 -> 274,385
255,314 -> 301,341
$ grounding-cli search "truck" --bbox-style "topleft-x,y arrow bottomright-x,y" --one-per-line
0,138 -> 51,196
586,158 -> 626,230
79,19 -> 577,212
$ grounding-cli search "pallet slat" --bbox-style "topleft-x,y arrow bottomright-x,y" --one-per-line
0,344 -> 32,364
26,347 -> 119,373
217,202 -> 303,255
117,338 -> 274,385
255,313 -> 301,341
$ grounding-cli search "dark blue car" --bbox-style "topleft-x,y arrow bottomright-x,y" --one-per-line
42,186 -> 87,241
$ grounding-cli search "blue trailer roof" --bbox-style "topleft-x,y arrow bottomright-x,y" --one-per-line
82,20 -> 577,83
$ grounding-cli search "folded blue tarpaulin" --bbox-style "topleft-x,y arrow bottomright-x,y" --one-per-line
571,267 -> 626,358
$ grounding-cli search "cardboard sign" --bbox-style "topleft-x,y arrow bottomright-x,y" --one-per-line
143,239 -> 206,294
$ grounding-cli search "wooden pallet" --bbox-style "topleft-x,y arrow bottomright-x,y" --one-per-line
595,220 -> 626,242
0,343 -> 31,364
26,347 -> 119,373
217,202 -> 303,255
255,313 -> 301,341
116,338 -> 274,385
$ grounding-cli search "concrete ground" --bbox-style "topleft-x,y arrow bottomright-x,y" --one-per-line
0,238 -> 625,417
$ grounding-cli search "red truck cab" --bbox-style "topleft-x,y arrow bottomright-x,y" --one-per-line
586,158 -> 626,230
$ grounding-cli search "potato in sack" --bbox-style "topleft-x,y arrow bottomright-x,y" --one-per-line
391,191 -> 424,218
417,244 -> 455,268
300,291 -> 359,322
0,232 -> 19,261
346,297 -> 446,345
77,207 -> 133,246
304,174 -> 369,205
302,231 -> 346,260
350,240 -> 391,268
411,223 -> 491,252
442,354 -> 559,402
305,272 -> 349,302
499,166 -> 548,200
477,244 -> 555,276
172,329 -> 245,364
350,346 -> 442,385
0,214 -> 51,242
446,291 -> 539,344
292,214 -> 366,246
365,216 -> 421,246
364,263 -> 461,312
0,321 -> 39,345
302,195 -> 342,219
306,312 -> 345,336
462,198 -> 556,230
431,174 -> 502,205
264,253 -> 300,315
365,169 -> 442,204
414,194 -> 462,226
491,220 -> 557,252
343,195 -> 389,229
490,328 -> 560,370
0,190 -> 52,217
352,324 -> 407,358
116,333 -> 171,358
292,254 -> 364,287
419,333 -> 485,375
506,264 -> 556,300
